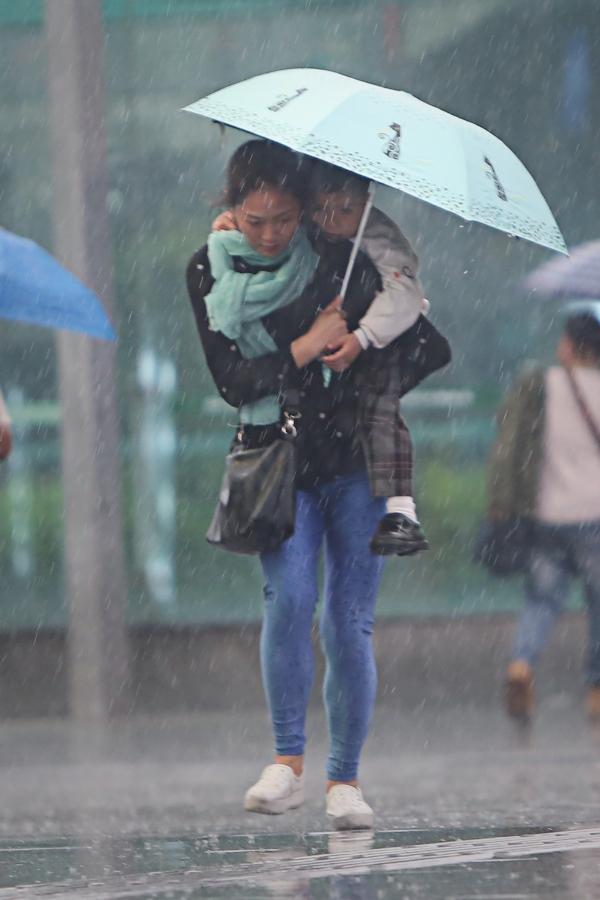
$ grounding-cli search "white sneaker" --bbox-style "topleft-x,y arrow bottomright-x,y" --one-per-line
326,784 -> 374,830
244,764 -> 305,815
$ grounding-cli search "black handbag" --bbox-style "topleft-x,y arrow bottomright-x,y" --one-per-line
206,414 -> 297,555
473,517 -> 534,577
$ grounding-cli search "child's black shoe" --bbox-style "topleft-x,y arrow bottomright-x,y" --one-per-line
370,513 -> 429,556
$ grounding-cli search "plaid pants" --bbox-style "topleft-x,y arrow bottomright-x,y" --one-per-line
359,389 -> 413,498
353,313 -> 451,500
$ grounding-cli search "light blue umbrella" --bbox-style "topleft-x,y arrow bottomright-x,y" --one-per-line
0,227 -> 116,341
184,68 -> 567,258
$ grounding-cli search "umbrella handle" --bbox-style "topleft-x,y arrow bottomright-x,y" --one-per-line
339,182 -> 376,302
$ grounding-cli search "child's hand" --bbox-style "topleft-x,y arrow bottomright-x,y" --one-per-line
322,332 -> 363,372
212,210 -> 238,232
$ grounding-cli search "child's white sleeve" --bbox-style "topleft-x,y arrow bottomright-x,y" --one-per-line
355,243 -> 428,350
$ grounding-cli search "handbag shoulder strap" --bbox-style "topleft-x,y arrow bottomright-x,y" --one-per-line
564,366 -> 600,453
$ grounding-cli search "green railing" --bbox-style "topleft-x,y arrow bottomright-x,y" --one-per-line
0,401 -> 518,631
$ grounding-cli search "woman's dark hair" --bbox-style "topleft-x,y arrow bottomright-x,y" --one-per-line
225,140 -> 309,208
564,312 -> 600,364
308,160 -> 369,199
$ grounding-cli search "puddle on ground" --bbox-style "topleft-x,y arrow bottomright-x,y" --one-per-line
2,824 -> 600,899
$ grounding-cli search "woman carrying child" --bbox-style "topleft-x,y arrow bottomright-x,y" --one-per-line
186,140 -> 447,829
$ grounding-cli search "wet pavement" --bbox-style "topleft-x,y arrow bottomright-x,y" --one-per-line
1,700 -> 600,898
3,826 -> 600,898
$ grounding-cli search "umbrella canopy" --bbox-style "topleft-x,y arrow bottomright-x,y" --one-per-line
184,68 -> 567,255
563,300 -> 600,323
0,228 -> 116,341
524,240 -> 600,298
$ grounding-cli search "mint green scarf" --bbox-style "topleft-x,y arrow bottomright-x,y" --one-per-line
206,228 -> 319,425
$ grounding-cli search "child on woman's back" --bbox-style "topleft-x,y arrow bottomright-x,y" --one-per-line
309,162 -> 430,555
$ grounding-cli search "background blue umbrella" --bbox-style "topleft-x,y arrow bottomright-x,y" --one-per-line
0,228 -> 116,341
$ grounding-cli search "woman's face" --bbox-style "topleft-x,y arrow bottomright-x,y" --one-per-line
234,188 -> 302,257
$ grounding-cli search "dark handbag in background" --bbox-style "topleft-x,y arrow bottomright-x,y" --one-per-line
206,414 -> 297,555
473,517 -> 534,577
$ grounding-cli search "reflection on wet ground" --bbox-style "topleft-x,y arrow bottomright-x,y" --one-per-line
2,825 -> 600,898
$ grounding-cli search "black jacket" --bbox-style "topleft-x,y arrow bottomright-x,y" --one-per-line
186,238 -> 381,487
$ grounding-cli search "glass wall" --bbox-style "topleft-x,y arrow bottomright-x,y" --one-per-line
1,0 -> 598,627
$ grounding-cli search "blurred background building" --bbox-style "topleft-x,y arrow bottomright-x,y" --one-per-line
0,0 -> 598,712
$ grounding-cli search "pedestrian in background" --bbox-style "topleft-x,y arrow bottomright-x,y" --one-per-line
486,304 -> 600,721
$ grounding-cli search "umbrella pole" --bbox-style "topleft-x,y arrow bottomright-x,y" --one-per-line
339,182 -> 376,301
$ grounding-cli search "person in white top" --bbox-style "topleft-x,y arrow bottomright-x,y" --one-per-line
492,305 -> 600,721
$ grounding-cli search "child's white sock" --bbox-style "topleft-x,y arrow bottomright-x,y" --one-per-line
386,496 -> 419,523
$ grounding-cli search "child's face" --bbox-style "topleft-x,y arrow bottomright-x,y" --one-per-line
310,190 -> 366,241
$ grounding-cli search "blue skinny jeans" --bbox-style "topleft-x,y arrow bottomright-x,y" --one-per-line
260,470 -> 385,781
514,520 -> 600,685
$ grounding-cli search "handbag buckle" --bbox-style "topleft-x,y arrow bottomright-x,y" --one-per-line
281,410 -> 300,440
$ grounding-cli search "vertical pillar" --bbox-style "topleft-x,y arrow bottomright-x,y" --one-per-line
45,0 -> 130,720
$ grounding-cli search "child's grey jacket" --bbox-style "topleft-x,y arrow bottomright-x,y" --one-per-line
355,207 -> 428,350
